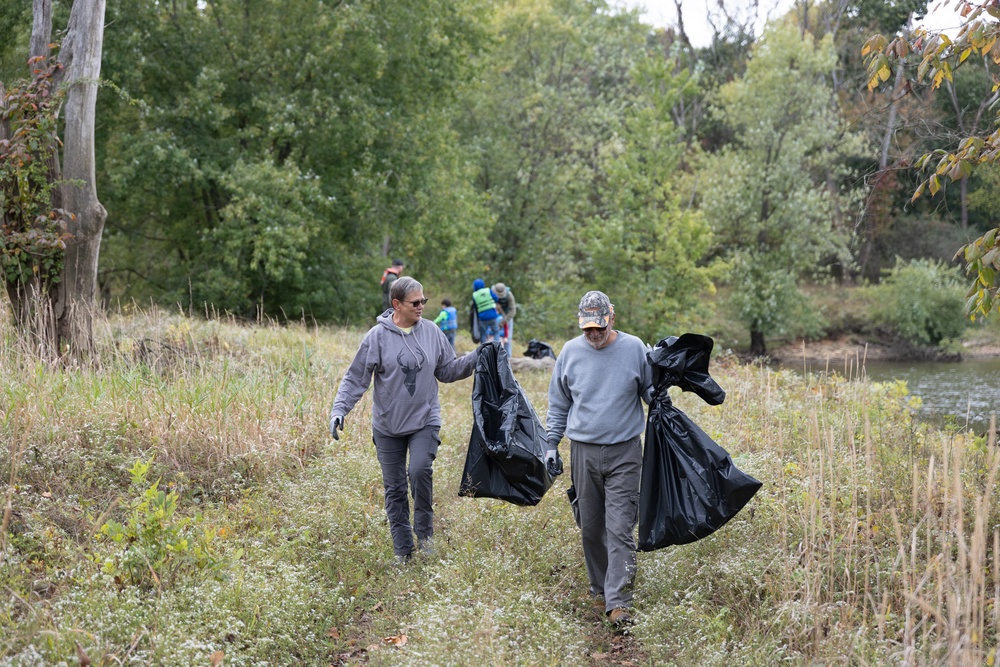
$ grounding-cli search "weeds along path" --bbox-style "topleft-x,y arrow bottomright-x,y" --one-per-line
24,315 -> 991,664
0,320 -> 644,665
282,366 -> 652,665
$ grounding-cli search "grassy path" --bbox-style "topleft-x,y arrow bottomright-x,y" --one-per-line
4,314 -> 998,665
283,369 -> 652,665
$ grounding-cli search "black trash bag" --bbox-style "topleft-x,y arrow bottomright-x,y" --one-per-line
523,339 -> 556,360
638,333 -> 762,551
566,485 -> 580,528
469,302 -> 481,344
459,341 -> 558,506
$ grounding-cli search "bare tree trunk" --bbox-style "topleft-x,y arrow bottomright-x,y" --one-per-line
672,0 -> 694,50
30,0 -> 52,62
880,60 -> 906,171
54,0 -> 108,358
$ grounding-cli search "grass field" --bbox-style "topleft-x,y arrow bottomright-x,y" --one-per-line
2,308 -> 998,665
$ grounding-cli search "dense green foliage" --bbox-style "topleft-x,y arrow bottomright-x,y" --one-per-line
698,25 -> 865,354
864,1 -> 1000,320
3,0 -> 995,349
94,0 -> 491,320
869,257 -> 967,346
0,61 -> 70,291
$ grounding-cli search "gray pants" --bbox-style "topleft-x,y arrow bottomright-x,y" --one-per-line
571,436 -> 642,612
372,426 -> 441,558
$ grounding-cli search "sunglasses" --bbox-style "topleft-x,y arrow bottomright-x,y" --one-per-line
404,298 -> 429,307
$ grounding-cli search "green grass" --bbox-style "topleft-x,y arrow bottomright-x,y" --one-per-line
1,308 -> 999,665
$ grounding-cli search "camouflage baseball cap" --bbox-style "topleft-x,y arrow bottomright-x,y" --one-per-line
578,290 -> 612,329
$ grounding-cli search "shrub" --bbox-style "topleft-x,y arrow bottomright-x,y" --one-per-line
869,258 -> 967,346
96,458 -> 234,589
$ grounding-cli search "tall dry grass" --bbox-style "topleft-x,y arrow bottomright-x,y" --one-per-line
1,307 -> 998,665
1,305 -> 349,499
635,360 -> 1000,665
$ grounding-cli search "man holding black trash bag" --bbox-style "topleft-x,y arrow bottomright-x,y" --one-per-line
544,290 -> 653,629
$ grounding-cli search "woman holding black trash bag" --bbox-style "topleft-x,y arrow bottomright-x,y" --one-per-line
329,277 -> 479,564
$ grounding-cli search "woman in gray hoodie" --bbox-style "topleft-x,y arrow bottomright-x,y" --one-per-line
329,276 -> 478,562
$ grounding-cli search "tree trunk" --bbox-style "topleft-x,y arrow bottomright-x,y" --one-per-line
879,59 -> 906,171
959,174 -> 969,231
750,328 -> 766,357
30,0 -> 52,62
35,0 -> 107,358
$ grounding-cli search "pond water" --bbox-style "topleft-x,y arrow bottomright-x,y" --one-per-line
788,357 -> 1000,430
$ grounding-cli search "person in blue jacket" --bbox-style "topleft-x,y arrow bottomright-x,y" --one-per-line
433,298 -> 458,349
471,278 -> 501,343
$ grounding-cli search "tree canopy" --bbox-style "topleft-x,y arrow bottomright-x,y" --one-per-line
2,0 -> 992,351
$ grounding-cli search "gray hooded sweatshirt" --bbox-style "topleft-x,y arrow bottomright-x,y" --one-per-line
330,310 -> 477,436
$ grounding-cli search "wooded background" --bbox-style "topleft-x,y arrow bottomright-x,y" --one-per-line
3,0 -> 998,354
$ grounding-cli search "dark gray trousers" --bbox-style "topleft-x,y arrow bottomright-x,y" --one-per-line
372,426 -> 441,558
570,436 -> 642,612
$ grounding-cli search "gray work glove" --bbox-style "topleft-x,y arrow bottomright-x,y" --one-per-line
544,448 -> 563,476
330,415 -> 344,440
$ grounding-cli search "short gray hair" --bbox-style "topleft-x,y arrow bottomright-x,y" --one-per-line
390,276 -> 422,303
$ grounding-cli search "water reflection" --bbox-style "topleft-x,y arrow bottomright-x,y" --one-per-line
789,357 -> 1000,429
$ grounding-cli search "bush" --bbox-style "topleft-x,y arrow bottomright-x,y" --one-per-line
868,258 -> 967,346
96,458 -> 234,589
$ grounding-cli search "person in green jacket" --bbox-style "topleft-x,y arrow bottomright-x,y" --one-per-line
433,298 -> 458,349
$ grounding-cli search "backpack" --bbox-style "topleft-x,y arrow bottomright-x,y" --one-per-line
380,267 -> 400,286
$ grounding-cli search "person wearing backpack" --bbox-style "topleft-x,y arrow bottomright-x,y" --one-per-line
492,282 -> 516,356
381,259 -> 405,312
433,298 -> 458,349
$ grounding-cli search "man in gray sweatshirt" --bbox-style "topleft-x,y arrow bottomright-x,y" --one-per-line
330,276 -> 478,563
544,290 -> 653,628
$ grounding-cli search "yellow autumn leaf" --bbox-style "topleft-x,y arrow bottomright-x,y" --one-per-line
210,650 -> 224,667
984,34 -> 998,56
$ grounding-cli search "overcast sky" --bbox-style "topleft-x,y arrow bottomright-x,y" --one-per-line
612,0 -> 966,47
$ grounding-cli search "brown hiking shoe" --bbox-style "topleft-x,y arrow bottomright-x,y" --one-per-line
608,607 -> 633,627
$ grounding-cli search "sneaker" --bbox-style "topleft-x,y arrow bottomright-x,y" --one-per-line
417,537 -> 434,556
395,552 -> 412,566
608,608 -> 633,628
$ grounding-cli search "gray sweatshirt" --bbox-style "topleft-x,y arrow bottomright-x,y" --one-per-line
330,311 -> 477,436
545,331 -> 652,449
